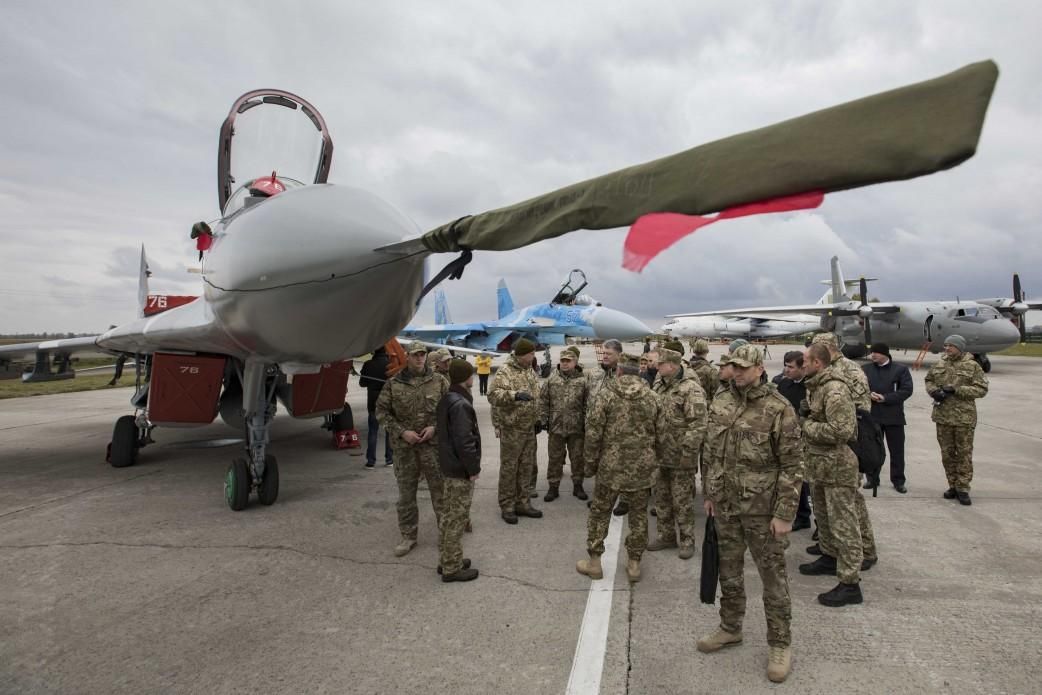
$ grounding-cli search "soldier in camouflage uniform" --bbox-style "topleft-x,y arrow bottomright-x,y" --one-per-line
647,347 -> 707,559
925,334 -> 988,505
798,343 -> 865,608
488,338 -> 543,524
698,345 -> 802,684
587,339 -> 630,516
809,333 -> 877,564
576,353 -> 662,583
429,348 -> 453,378
688,339 -> 720,405
538,346 -> 589,502
375,341 -> 448,557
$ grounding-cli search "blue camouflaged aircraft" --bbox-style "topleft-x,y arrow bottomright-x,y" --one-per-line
399,270 -> 650,354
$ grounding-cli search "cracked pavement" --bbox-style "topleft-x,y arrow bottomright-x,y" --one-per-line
2,344 -> 1041,694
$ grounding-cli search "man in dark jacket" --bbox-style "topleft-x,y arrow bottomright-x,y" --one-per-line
773,351 -> 812,529
359,347 -> 393,468
862,343 -> 913,493
436,359 -> 482,582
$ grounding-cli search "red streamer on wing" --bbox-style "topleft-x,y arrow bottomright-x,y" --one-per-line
622,190 -> 825,272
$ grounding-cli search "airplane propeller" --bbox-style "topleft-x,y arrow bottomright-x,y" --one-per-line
858,276 -> 873,347
1013,273 -> 1028,342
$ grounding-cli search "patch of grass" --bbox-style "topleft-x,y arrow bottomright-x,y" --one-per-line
0,374 -> 131,400
995,343 -> 1042,357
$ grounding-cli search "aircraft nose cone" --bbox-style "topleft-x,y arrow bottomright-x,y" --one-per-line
593,308 -> 651,340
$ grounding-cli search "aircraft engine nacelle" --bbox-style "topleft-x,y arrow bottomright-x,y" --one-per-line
841,343 -> 868,359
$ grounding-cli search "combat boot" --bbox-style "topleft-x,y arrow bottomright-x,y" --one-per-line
678,544 -> 696,560
696,629 -> 743,653
646,536 -> 678,552
437,558 -> 472,575
544,483 -> 559,502
798,555 -> 837,576
576,554 -> 603,579
957,491 -> 972,506
394,538 -> 417,557
626,558 -> 641,583
515,504 -> 543,518
943,487 -> 958,499
441,567 -> 479,583
613,500 -> 630,516
817,582 -> 863,607
767,646 -> 792,683
805,543 -> 822,555
501,510 -> 518,525
572,480 -> 588,500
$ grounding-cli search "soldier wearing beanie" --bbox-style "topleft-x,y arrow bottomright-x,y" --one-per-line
925,335 -> 988,505
488,337 -> 543,524
435,359 -> 481,582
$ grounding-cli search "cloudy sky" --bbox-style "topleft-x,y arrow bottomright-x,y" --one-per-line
2,1 -> 1040,335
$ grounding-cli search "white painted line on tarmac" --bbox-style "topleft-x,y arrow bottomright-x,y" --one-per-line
565,513 -> 624,695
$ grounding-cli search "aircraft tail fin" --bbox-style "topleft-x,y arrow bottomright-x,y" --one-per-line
830,256 -> 850,302
497,279 -> 514,319
434,289 -> 452,325
137,245 -> 151,318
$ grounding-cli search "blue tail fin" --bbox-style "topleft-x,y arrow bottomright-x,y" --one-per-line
496,279 -> 514,319
434,289 -> 452,325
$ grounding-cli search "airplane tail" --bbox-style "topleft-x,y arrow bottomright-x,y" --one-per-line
830,256 -> 850,302
497,279 -> 514,319
137,245 -> 151,318
434,289 -> 452,325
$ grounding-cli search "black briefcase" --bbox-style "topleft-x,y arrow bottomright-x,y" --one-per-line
700,516 -> 720,604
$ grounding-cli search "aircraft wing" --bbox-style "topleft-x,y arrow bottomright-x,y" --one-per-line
0,336 -> 108,362
398,339 -> 501,356
666,303 -> 901,319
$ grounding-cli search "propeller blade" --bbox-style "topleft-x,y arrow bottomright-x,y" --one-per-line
860,277 -> 872,347
1014,272 -> 1023,302
421,61 -> 998,258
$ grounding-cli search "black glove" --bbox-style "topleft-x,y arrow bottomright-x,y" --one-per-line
534,422 -> 544,435
931,389 -> 949,404
942,385 -> 956,394
514,392 -> 533,402
798,403 -> 811,418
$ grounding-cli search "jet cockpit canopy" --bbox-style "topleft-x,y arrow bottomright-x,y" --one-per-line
551,269 -> 590,305
217,89 -> 334,217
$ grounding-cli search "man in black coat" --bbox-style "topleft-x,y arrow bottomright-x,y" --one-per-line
436,359 -> 482,582
773,350 -> 812,530
359,347 -> 393,468
862,343 -> 914,493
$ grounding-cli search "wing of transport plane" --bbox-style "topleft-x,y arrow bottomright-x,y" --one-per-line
666,303 -> 902,319
0,336 -> 109,382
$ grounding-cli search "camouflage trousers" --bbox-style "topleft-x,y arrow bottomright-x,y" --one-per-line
716,513 -> 791,648
498,428 -> 536,511
393,445 -> 444,541
438,477 -> 474,575
654,467 -> 698,547
936,424 -> 975,492
810,484 -> 871,584
587,482 -> 651,560
547,433 -> 585,485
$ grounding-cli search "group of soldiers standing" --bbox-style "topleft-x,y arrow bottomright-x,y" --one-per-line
372,328 -> 989,684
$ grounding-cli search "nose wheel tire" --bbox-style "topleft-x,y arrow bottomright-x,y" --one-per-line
225,458 -> 251,511
109,415 -> 140,468
258,455 -> 279,506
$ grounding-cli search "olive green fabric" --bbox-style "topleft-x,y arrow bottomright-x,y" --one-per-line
421,61 -> 997,253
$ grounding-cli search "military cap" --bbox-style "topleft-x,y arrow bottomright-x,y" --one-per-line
619,352 -> 641,367
430,348 -> 452,363
563,345 -> 580,359
943,334 -> 967,352
406,340 -> 428,354
663,340 -> 686,355
513,338 -> 536,356
658,347 -> 683,365
811,332 -> 839,349
448,358 -> 474,384
722,344 -> 764,368
692,338 -> 710,355
727,338 -> 750,354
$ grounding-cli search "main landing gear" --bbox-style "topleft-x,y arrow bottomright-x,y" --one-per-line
224,360 -> 280,511
973,353 -> 992,373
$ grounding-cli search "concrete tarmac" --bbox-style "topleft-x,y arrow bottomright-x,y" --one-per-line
1,344 -> 1040,694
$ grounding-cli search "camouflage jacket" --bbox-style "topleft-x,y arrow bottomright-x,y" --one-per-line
925,353 -> 988,426
653,367 -> 707,468
375,365 -> 448,448
688,356 -> 720,404
831,355 -> 872,411
585,374 -> 661,491
487,355 -> 540,432
586,365 -> 616,402
539,365 -> 588,436
705,381 -> 803,521
802,366 -> 859,487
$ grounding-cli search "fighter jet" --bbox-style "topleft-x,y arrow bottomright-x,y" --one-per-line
670,256 -> 1026,371
0,61 -> 1000,511
400,270 -> 650,354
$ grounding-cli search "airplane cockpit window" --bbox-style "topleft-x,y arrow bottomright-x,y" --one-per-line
222,176 -> 307,217
217,90 -> 333,216
551,269 -> 590,305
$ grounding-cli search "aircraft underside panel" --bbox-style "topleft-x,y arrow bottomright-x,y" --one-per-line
279,361 -> 351,418
148,353 -> 226,426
